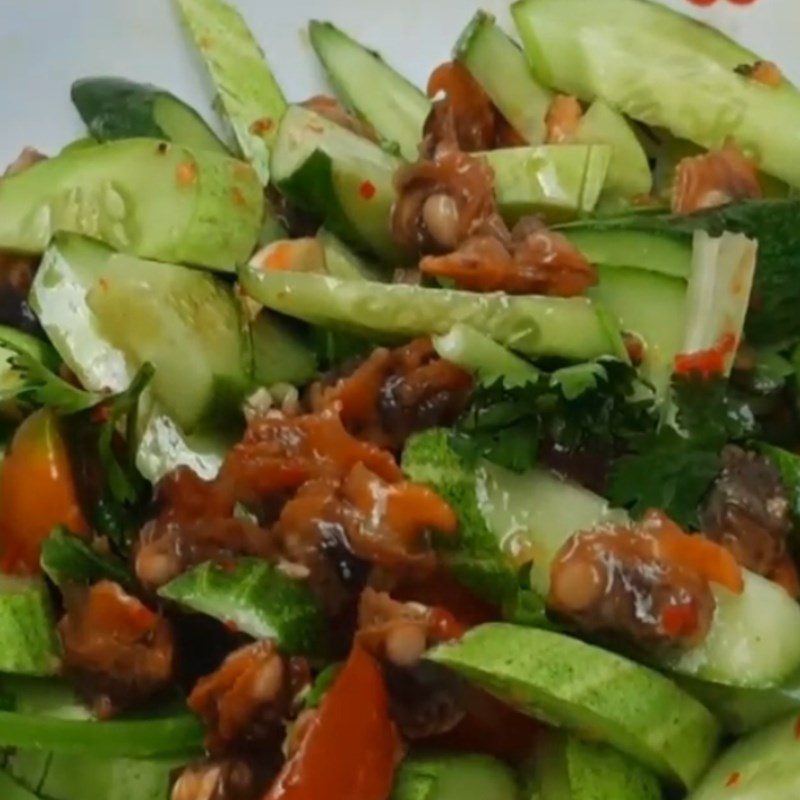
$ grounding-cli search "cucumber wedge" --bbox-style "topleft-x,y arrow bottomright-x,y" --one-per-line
429,624 -> 720,788
56,236 -> 249,434
31,234 -> 234,480
8,750 -> 184,800
317,229 -> 385,282
391,754 -> 520,800
688,713 -> 800,800
271,105 -> 402,261
159,559 -> 325,656
511,0 -> 800,187
309,21 -> 430,161
238,267 -> 624,362
176,0 -> 286,183
534,730 -> 661,800
589,264 -> 687,392
0,677 -> 201,757
456,12 -> 551,145
71,77 -> 228,154
574,101 -> 652,199
0,138 -> 262,271
681,669 -> 800,735
560,227 -> 692,280
484,144 -> 610,220
251,312 -> 318,388
0,575 -> 60,677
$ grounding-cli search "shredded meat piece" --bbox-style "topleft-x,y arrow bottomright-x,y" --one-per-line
545,95 -> 583,144
392,142 -> 502,255
357,588 -> 465,668
59,581 -> 174,718
189,641 -> 310,755
275,465 -> 458,609
135,468 -> 278,590
420,217 -> 597,297
672,141 -> 761,214
383,660 -> 467,741
308,338 -> 473,450
301,95 -> 378,141
549,513 -> 720,650
171,758 -> 271,800
701,446 -> 793,579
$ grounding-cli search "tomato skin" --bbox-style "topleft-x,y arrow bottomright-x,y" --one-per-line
265,645 -> 400,800
0,409 -> 87,573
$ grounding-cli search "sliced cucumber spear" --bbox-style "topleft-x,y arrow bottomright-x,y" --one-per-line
238,267 -> 625,362
176,0 -> 286,184
688,713 -> 800,800
31,234 -> 238,481
0,575 -> 60,677
456,11 -> 551,145
0,677 -> 201,757
309,21 -> 430,161
0,138 -> 263,271
71,77 -> 229,154
391,753 -> 520,800
512,0 -> 800,188
0,771 -> 38,800
429,624 -> 720,788
7,749 -> 186,800
533,729 -> 661,800
159,559 -> 326,656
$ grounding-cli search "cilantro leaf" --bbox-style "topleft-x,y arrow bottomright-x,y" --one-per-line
608,376 -> 758,528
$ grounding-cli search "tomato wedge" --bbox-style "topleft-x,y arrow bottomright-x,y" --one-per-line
265,645 -> 401,800
0,409 -> 87,574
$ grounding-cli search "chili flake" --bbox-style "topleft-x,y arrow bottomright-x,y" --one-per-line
359,180 -> 377,200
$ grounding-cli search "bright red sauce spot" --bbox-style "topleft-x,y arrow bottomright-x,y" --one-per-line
794,714 -> 800,740
686,0 -> 758,4
359,180 -> 377,200
725,771 -> 741,788
674,333 -> 738,379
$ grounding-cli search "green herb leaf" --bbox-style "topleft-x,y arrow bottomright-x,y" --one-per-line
41,527 -> 134,589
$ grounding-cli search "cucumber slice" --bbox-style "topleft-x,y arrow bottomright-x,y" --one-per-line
309,21 -> 430,162
534,730 -> 661,800
511,0 -> 800,187
0,677 -> 201,757
71,77 -> 228,154
432,324 -> 540,388
688,713 -> 800,800
159,559 -> 325,656
31,234 -> 233,481
252,313 -> 318,388
176,0 -> 286,184
0,575 -> 60,677
456,12 -> 551,145
391,754 -> 520,800
238,267 -> 624,362
574,101 -> 652,199
317,229 -> 385,282
8,749 -> 184,800
0,138 -> 262,271
484,144 -> 611,220
61,236 -> 249,434
589,264 -> 687,392
249,238 -> 328,275
429,624 -> 719,788
560,227 -> 693,280
271,105 -> 403,261
681,670 -> 800,735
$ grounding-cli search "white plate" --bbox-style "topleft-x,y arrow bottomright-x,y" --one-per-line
0,0 -> 798,163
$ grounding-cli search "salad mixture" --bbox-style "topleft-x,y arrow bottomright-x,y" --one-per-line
1,0 -> 800,798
